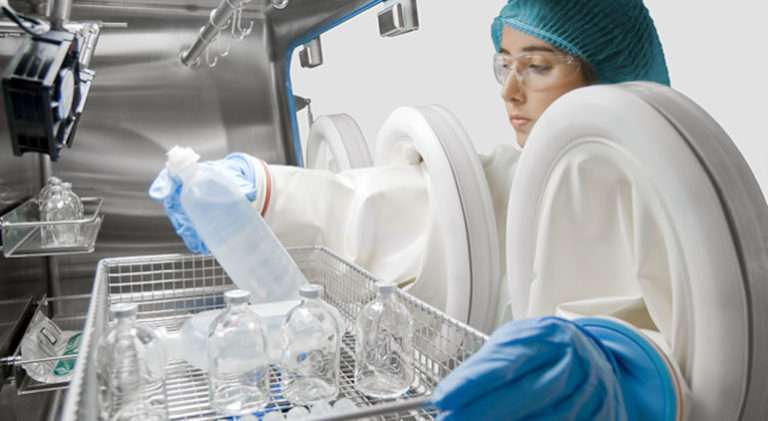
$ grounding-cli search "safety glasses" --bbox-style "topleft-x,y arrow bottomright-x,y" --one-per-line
493,52 -> 582,91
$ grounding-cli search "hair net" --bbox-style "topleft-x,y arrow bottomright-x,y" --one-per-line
491,0 -> 670,85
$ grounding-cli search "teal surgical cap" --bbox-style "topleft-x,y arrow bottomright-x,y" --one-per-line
491,0 -> 670,85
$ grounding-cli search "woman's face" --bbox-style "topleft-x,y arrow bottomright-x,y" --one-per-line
499,27 -> 589,147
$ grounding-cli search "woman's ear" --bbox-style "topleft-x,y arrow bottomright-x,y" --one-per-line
580,60 -> 599,85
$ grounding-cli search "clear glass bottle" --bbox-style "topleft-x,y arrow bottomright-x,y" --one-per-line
41,184 -> 81,246
38,176 -> 62,209
96,303 -> 168,421
281,284 -> 341,405
355,283 -> 414,399
208,289 -> 271,416
61,182 -> 84,218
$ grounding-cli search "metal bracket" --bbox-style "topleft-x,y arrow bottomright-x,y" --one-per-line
378,0 -> 419,38
299,36 -> 323,68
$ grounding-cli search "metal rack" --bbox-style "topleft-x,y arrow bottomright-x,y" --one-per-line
0,197 -> 103,258
0,297 -> 36,394
8,294 -> 90,395
62,247 -> 488,420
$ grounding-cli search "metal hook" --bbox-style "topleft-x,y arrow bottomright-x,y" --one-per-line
217,26 -> 232,57
205,44 -> 219,67
271,0 -> 289,9
204,31 -> 232,67
231,6 -> 253,40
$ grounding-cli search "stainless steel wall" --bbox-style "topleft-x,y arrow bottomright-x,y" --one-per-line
55,1 -> 291,294
1,0 -> 290,296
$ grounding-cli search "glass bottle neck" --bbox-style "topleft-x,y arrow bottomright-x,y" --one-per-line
115,314 -> 136,324
113,314 -> 137,337
378,291 -> 395,302
227,301 -> 248,313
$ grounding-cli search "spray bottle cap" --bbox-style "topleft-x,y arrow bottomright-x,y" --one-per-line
166,146 -> 201,182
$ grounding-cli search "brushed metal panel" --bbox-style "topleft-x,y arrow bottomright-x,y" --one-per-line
49,3 -> 290,294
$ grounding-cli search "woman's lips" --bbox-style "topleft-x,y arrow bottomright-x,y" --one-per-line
509,116 -> 531,130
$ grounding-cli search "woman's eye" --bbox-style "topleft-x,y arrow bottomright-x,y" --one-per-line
527,64 -> 552,73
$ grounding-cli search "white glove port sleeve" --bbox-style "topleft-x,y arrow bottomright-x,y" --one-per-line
263,163 -> 431,287
520,150 -> 691,418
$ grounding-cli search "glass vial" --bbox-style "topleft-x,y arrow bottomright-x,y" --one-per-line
41,184 -> 81,246
355,283 -> 414,399
281,284 -> 341,405
96,303 -> 168,421
208,289 -> 271,415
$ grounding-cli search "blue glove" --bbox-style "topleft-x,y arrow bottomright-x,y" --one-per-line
149,153 -> 263,254
432,317 -> 678,421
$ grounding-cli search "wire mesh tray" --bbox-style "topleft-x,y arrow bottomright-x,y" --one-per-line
0,197 -> 104,258
61,247 -> 488,420
9,294 -> 90,395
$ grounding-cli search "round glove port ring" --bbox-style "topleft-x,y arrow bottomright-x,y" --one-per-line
376,105 -> 501,333
506,83 -> 768,420
304,114 -> 372,172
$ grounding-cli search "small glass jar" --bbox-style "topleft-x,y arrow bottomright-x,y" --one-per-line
281,284 -> 341,405
355,283 -> 414,399
208,289 -> 271,416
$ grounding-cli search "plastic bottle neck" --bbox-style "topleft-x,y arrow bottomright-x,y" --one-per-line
176,162 -> 199,183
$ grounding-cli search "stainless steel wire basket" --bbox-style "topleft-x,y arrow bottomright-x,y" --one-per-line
61,247 -> 488,420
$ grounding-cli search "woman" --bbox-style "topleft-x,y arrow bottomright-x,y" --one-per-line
433,2 -> 678,420
151,1 -> 679,419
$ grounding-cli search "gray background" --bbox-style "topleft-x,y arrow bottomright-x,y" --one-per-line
290,0 -> 768,201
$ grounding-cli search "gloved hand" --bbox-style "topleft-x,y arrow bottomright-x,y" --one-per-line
149,152 -> 269,254
433,317 -> 679,421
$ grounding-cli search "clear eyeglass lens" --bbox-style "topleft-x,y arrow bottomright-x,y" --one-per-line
493,52 -> 579,90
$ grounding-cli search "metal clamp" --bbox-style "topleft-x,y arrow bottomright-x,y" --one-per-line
299,36 -> 323,69
378,0 -> 420,38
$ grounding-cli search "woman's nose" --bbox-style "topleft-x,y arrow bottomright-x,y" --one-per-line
501,73 -> 525,104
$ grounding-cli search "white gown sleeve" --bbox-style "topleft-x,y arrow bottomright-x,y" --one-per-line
521,151 -> 691,418
261,163 -> 431,287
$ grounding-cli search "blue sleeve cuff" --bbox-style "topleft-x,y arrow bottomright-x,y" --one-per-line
575,317 -> 678,421
223,153 -> 260,203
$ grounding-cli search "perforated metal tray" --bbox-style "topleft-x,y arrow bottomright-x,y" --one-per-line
61,247 -> 488,420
